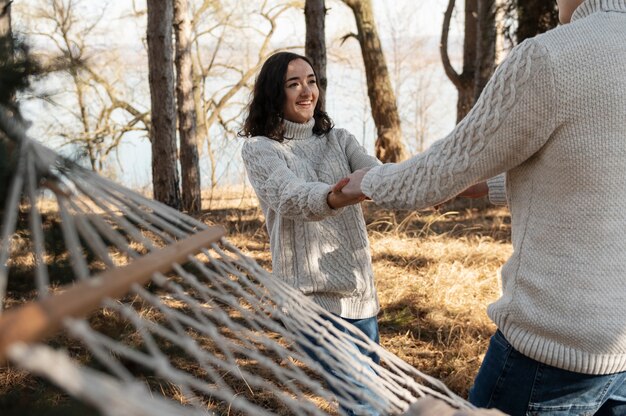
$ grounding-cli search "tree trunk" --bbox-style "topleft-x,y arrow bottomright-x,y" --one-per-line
516,0 -> 559,42
0,0 -> 14,204
191,72 -> 217,191
0,0 -> 11,59
439,0 -> 496,211
304,0 -> 327,105
174,0 -> 201,214
342,0 -> 406,163
147,0 -> 181,209
458,0 -> 478,120
441,0 -> 496,122
440,0 -> 478,123
0,0 -> 11,55
474,0 -> 496,102
0,0 -> 14,106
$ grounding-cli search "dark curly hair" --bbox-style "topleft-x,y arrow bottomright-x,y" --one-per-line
239,52 -> 333,142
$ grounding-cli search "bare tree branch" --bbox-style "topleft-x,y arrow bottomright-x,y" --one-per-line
439,0 -> 462,89
339,32 -> 358,46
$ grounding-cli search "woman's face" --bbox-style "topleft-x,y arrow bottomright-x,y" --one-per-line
557,0 -> 585,23
282,58 -> 319,124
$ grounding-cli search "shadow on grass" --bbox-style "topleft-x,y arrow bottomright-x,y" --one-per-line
201,207 -> 265,237
378,294 -> 495,397
371,251 -> 432,272
363,205 -> 511,242
0,378 -> 99,416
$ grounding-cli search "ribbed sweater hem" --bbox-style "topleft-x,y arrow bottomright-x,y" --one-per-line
310,294 -> 380,320
491,311 -> 626,375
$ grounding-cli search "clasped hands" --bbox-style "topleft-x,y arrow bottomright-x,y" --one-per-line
327,168 -> 370,210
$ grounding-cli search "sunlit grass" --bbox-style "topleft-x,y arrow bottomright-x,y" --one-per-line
225,198 -> 512,397
1,192 -> 512,411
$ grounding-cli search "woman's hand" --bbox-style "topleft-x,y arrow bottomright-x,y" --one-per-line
339,168 -> 370,200
327,177 -> 367,209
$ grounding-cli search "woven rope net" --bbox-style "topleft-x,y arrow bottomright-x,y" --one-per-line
0,114 -> 472,415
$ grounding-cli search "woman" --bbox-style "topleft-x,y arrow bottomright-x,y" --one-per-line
240,52 -> 381,415
340,0 -> 626,414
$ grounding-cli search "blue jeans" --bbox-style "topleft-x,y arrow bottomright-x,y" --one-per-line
340,316 -> 380,364
469,330 -> 626,416
301,315 -> 381,415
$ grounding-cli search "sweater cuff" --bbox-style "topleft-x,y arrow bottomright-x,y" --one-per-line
487,173 -> 507,206
310,183 -> 342,218
360,165 -> 381,200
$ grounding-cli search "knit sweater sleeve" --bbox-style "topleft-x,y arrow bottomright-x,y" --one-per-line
241,138 -> 339,221
361,39 -> 557,209
336,129 -> 381,171
487,173 -> 507,206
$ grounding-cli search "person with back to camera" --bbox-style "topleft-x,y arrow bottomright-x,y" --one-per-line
339,0 -> 626,414
239,51 -> 382,415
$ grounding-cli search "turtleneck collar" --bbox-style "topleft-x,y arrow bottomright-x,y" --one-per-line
572,0 -> 626,22
282,118 -> 315,140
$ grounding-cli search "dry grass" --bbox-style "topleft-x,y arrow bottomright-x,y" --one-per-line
0,193 -> 512,413
218,197 -> 512,398
367,208 -> 511,396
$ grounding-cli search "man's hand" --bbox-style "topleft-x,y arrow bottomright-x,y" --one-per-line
339,168 -> 370,200
457,182 -> 488,198
327,177 -> 366,209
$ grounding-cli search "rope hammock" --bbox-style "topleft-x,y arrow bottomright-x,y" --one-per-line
0,111 -> 473,415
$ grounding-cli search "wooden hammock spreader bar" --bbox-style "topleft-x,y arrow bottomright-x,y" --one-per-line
0,226 -> 225,363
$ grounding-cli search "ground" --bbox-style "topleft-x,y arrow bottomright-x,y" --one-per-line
212,196 -> 512,398
0,194 -> 512,414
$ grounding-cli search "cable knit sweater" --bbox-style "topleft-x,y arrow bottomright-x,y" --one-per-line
242,119 -> 380,319
362,0 -> 626,375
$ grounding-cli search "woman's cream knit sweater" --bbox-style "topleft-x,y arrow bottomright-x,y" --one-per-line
242,119 -> 380,319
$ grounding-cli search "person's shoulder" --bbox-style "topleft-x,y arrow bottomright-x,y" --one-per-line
241,136 -> 283,158
242,135 -> 281,150
331,126 -> 352,136
498,35 -> 553,75
326,127 -> 356,144
507,35 -> 547,58
528,19 -> 594,59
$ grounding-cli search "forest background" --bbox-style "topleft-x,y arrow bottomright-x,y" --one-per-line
9,0 -> 499,197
